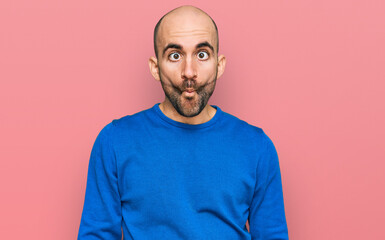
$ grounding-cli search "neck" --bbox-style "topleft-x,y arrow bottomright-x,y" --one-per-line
159,99 -> 216,125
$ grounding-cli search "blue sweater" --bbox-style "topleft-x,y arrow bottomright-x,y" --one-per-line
78,103 -> 288,240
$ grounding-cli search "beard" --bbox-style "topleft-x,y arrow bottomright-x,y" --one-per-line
159,69 -> 218,118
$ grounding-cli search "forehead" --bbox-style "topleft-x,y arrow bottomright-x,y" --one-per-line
157,12 -> 217,51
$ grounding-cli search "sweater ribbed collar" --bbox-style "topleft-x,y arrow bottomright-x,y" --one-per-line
151,103 -> 222,130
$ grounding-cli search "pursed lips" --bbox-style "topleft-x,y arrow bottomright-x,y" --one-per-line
184,88 -> 195,93
182,88 -> 196,98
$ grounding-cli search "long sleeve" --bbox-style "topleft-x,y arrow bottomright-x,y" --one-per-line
248,131 -> 289,240
78,122 -> 122,240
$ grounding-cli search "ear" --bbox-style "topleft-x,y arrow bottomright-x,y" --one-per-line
148,56 -> 160,81
216,54 -> 226,80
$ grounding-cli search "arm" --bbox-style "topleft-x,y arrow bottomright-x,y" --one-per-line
248,131 -> 289,240
78,122 -> 122,239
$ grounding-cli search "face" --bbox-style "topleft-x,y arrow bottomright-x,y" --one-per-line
149,10 -> 226,117
158,40 -> 218,117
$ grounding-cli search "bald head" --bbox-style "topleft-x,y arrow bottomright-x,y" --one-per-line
153,5 -> 219,58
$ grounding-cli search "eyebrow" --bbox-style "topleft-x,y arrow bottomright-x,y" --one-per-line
196,41 -> 214,53
163,43 -> 182,56
162,41 -> 215,56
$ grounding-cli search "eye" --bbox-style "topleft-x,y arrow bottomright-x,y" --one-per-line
197,51 -> 209,60
168,52 -> 181,61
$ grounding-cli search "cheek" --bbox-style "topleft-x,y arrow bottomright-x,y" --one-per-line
159,63 -> 181,82
198,62 -> 217,79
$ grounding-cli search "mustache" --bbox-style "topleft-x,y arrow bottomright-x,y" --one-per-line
161,78 -> 216,92
181,79 -> 216,91
183,79 -> 196,90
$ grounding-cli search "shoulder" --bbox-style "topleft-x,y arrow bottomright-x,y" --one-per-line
94,106 -> 152,143
219,108 -> 265,137
111,107 -> 151,130
219,107 -> 276,150
219,108 -> 281,172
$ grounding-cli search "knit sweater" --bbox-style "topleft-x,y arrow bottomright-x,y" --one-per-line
78,103 -> 289,239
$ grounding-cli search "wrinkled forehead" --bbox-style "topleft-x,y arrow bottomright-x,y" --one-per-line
157,12 -> 217,53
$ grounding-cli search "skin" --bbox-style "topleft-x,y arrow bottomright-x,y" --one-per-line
149,5 -> 226,125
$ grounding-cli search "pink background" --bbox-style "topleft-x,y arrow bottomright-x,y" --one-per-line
1,0 -> 384,239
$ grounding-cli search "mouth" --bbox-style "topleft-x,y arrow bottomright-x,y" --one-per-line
182,89 -> 196,98
184,88 -> 195,93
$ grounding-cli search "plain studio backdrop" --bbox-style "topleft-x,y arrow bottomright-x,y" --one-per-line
0,0 -> 384,239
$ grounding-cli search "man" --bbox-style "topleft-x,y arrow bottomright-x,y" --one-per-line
78,5 -> 289,240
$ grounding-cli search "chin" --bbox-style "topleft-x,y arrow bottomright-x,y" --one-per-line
177,96 -> 206,118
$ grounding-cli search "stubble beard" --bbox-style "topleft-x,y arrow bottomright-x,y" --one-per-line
159,69 -> 218,118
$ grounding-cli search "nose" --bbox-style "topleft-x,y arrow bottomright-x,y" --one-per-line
181,56 -> 197,80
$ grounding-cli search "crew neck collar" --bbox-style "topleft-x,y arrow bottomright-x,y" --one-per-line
151,103 -> 222,130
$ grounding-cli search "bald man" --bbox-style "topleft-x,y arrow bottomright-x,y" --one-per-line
78,5 -> 289,240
